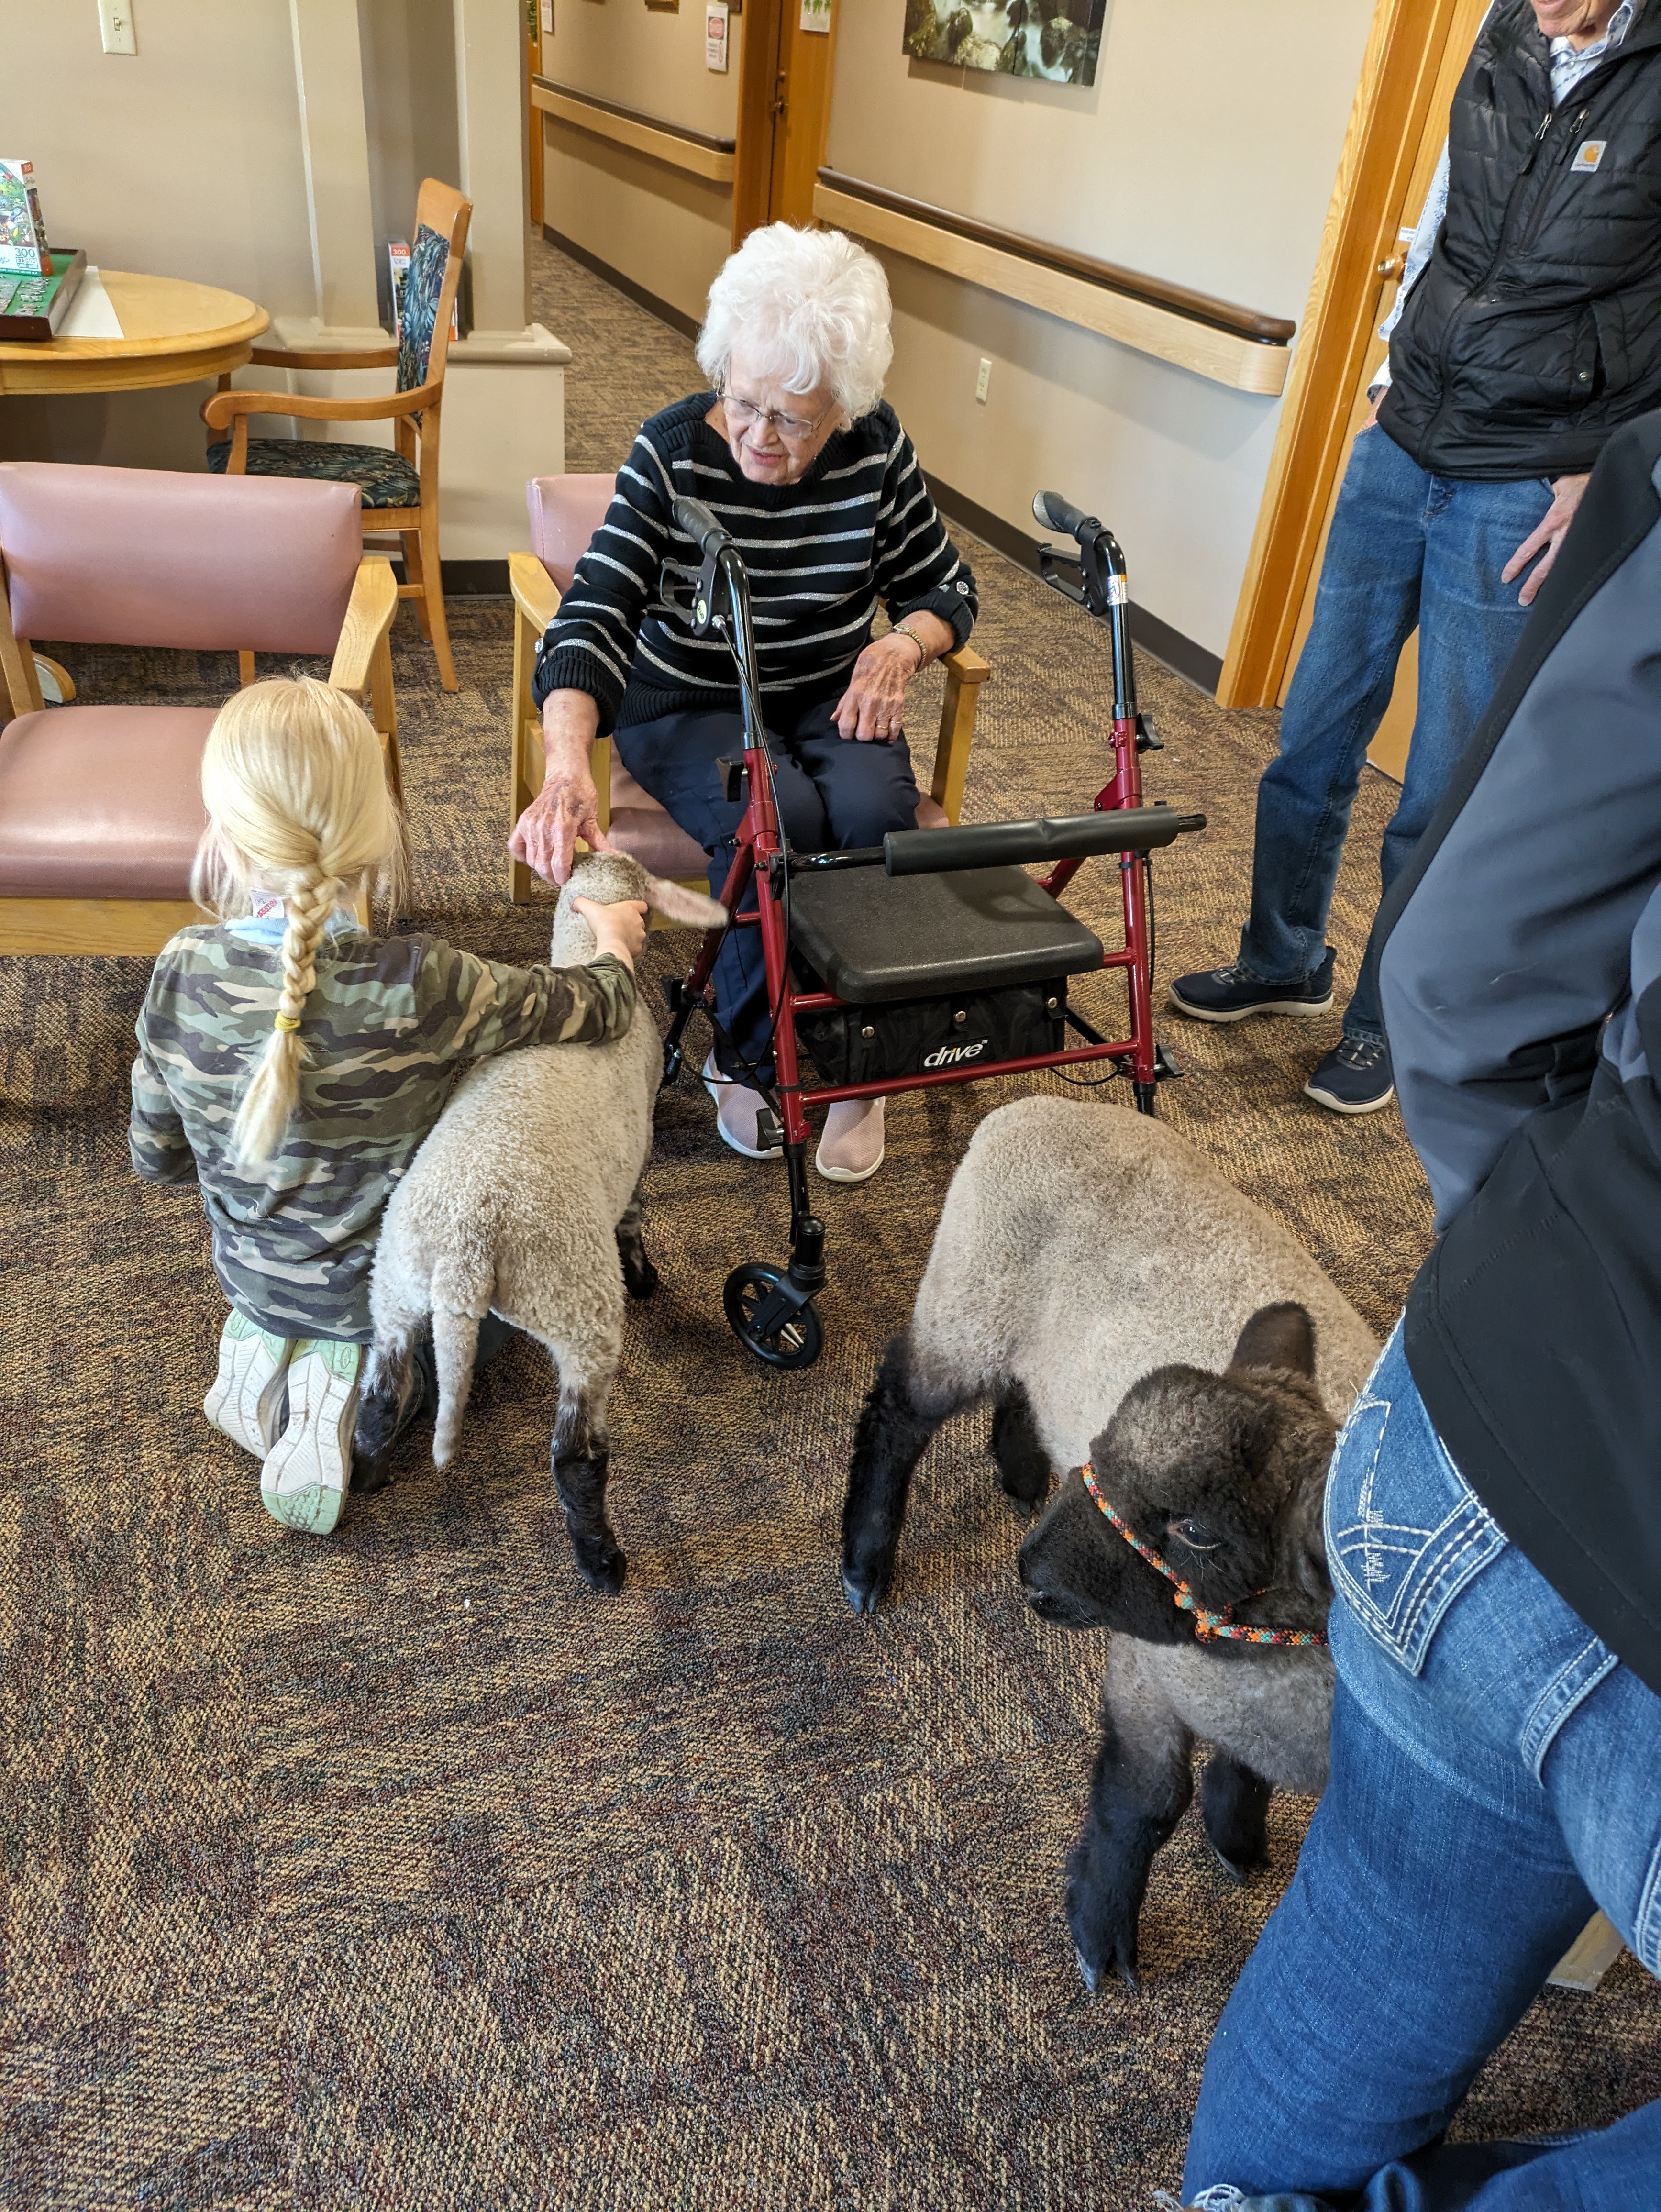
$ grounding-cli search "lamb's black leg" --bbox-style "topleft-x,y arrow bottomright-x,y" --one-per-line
615,1180 -> 658,1301
552,1382 -> 626,1595
1066,1641 -> 1194,1995
1199,1751 -> 1273,1882
351,1340 -> 418,1494
840,1332 -> 963,1615
990,1381 -> 1052,1519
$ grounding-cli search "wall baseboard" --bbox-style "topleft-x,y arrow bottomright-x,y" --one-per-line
542,224 -> 701,342
922,472 -> 1223,698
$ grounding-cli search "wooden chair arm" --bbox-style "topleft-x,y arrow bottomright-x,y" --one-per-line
202,379 -> 441,431
509,550 -> 562,633
328,556 -> 399,695
251,343 -> 399,371
941,643 -> 990,684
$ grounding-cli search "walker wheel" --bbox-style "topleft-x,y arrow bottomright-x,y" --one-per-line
723,1262 -> 824,1371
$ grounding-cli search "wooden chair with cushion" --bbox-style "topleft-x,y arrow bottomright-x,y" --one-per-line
202,178 -> 471,693
0,463 -> 400,956
507,473 -> 991,907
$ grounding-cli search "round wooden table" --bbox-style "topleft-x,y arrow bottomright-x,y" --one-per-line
0,272 -> 269,701
0,270 -> 268,395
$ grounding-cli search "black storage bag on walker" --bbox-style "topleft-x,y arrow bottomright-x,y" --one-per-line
794,973 -> 1068,1086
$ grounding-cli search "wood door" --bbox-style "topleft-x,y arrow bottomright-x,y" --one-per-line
527,5 -> 545,226
1277,0 -> 1488,781
732,0 -> 839,244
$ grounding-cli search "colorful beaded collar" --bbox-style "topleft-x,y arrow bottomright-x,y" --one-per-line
1076,1461 -> 1328,1649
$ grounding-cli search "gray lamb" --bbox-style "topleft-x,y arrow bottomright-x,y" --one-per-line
362,853 -> 726,1593
839,1095 -> 1378,1989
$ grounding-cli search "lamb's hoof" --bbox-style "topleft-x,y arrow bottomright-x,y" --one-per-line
1001,1489 -> 1042,1523
840,1562 -> 888,1615
576,1543 -> 628,1596
623,1256 -> 659,1301
1073,1940 -> 1139,1997
1208,1839 -> 1257,1886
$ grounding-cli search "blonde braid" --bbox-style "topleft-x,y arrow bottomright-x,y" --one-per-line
231,866 -> 344,1170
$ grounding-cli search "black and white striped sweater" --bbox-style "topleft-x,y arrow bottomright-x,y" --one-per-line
531,395 -> 977,734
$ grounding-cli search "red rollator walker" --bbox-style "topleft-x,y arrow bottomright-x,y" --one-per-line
659,488 -> 1205,1370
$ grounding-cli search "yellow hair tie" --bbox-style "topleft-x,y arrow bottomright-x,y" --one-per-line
273,1012 -> 302,1034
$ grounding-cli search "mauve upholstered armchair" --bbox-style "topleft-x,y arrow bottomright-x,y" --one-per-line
0,463 -> 401,956
506,474 -> 991,908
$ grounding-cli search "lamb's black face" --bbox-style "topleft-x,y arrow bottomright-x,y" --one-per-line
1017,1304 -> 1336,1643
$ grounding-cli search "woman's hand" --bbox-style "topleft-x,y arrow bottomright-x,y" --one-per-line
831,611 -> 954,741
510,690 -> 606,884
573,896 -> 648,972
1502,473 -> 1591,608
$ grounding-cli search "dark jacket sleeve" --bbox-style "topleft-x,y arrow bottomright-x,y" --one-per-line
875,424 -> 977,649
531,431 -> 673,734
1379,423 -> 1661,1225
129,1001 -> 199,1186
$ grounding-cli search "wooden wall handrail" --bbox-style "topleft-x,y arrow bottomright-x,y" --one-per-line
533,77 -> 737,183
814,174 -> 1293,398
818,170 -> 1295,347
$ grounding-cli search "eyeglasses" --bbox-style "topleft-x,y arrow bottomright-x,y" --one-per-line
717,384 -> 834,443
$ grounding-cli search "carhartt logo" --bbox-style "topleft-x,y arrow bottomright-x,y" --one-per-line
922,1039 -> 986,1068
1571,139 -> 1606,173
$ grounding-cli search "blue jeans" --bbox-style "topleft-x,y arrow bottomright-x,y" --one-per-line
1240,431 -> 1549,1043
1183,1324 -> 1661,2212
615,696 -> 920,1079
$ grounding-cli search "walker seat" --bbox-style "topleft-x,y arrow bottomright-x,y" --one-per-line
787,863 -> 1105,1001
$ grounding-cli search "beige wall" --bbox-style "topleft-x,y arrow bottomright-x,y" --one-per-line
540,0 -> 742,138
536,0 -> 740,332
0,0 -> 317,470
542,121 -> 732,331
828,0 -> 1377,661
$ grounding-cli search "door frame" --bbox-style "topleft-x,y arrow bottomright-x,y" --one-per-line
731,0 -> 839,244
1217,0 -> 1470,708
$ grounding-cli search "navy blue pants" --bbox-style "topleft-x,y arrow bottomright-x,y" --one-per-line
615,696 -> 920,1078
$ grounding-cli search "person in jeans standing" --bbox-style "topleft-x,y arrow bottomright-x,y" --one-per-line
1171,0 -> 1661,1115
1177,413 -> 1661,2211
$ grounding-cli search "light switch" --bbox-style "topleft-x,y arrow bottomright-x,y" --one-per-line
98,0 -> 137,55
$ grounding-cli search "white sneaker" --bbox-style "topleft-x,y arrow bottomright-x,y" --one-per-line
816,1096 -> 886,1184
260,1337 -> 363,1535
703,1054 -> 783,1159
204,1310 -> 295,1459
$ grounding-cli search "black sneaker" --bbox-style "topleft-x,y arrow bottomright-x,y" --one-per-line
1304,1036 -> 1395,1115
1169,948 -> 1335,1022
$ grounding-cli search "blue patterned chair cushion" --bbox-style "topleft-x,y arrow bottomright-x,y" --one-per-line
206,439 -> 420,509
397,223 -> 450,395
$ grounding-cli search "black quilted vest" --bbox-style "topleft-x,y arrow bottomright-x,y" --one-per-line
1380,1 -> 1661,480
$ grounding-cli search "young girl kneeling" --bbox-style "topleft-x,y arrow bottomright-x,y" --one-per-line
131,677 -> 646,1537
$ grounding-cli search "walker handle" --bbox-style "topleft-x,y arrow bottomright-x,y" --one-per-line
1033,489 -> 1099,545
883,808 -> 1205,875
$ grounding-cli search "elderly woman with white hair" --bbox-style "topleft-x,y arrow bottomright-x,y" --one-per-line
510,223 -> 978,1184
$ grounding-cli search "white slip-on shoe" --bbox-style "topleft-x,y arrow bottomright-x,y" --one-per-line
815,1096 -> 886,1184
703,1053 -> 783,1160
204,1310 -> 296,1459
260,1337 -> 363,1536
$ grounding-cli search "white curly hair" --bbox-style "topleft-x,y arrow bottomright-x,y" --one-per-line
695,224 -> 894,421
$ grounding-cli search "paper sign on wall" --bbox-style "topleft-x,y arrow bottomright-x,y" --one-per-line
800,0 -> 830,30
706,0 -> 729,69
540,0 -> 554,33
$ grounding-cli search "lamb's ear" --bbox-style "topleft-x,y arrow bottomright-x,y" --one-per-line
642,874 -> 730,930
1229,1302 -> 1316,1379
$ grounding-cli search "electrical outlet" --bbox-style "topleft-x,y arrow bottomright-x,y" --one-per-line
974,356 -> 992,405
98,0 -> 137,55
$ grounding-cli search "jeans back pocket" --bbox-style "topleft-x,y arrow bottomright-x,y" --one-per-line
1326,1329 -> 1507,1675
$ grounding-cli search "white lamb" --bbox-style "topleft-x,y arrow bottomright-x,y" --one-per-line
362,852 -> 726,1593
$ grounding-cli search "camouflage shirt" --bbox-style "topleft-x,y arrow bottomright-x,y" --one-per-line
130,918 -> 636,1344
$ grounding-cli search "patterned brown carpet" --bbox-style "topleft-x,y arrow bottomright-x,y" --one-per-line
2,237 -> 1655,2210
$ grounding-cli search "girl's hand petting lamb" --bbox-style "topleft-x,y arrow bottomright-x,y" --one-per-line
573,896 -> 649,971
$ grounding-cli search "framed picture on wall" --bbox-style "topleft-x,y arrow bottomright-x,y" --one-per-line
903,0 -> 1106,86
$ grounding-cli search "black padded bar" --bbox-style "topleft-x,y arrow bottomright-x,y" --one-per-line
883,808 -> 1205,876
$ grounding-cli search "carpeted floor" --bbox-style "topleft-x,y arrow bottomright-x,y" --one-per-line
2,236 -> 1655,2210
